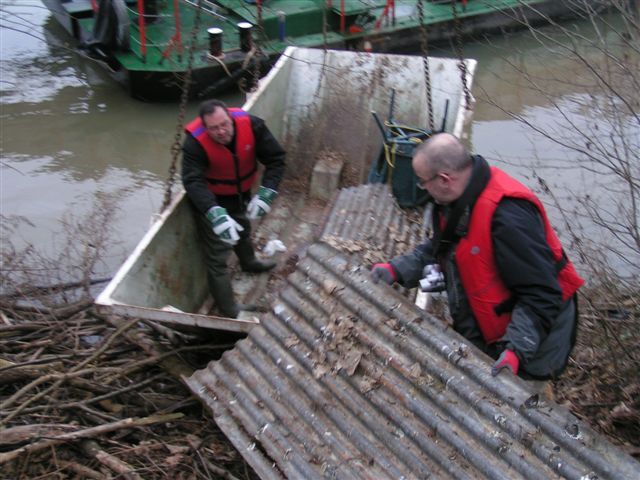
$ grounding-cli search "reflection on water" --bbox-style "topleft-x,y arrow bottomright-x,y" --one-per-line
1,4 -> 89,103
1,2 -> 637,279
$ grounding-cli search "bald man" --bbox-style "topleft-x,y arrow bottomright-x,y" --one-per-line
372,133 -> 583,380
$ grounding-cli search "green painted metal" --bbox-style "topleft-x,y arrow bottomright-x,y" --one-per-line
47,0 -> 580,99
74,0 -> 551,73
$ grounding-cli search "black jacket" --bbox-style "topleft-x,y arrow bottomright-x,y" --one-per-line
181,114 -> 286,214
390,157 -> 577,379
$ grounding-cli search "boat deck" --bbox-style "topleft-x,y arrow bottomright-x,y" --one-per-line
68,0 -> 553,73
44,0 -> 585,99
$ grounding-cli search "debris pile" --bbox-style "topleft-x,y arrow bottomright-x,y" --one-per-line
0,297 -> 257,479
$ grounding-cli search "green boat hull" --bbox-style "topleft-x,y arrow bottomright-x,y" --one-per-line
43,0 -> 600,101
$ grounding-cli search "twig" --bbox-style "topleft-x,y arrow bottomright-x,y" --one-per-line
198,450 -> 243,480
0,322 -> 53,334
142,319 -> 195,346
0,423 -> 77,446
101,343 -> 237,383
0,360 -> 64,384
0,277 -> 111,300
82,439 -> 144,480
0,367 -> 117,411
0,310 -> 12,325
0,412 -> 183,465
20,372 -> 166,414
100,315 -> 194,380
77,403 -> 121,423
59,460 -> 107,480
0,318 -> 138,426
2,298 -> 94,319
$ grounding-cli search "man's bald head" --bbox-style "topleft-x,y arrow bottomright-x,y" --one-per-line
413,133 -> 471,173
412,133 -> 473,205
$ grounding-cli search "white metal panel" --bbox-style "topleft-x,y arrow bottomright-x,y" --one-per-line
95,47 -> 474,330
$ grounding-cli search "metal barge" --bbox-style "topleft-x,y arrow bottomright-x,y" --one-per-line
42,0 -> 597,100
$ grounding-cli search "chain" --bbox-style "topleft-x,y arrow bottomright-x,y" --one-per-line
250,1 -> 264,92
451,0 -> 471,110
162,0 -> 205,212
417,0 -> 434,131
322,0 -> 329,50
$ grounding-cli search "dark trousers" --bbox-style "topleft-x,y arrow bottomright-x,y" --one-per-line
191,195 -> 257,317
192,202 -> 254,275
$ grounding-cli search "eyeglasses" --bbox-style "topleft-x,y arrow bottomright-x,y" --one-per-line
205,119 -> 232,132
416,172 -> 440,190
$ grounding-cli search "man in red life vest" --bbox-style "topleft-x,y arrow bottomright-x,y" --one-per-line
182,99 -> 285,318
372,133 -> 583,380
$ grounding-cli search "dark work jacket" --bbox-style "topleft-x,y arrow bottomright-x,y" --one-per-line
390,157 -> 579,379
182,114 -> 286,214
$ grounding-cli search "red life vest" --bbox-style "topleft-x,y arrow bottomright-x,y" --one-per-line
454,167 -> 584,344
185,108 -> 257,196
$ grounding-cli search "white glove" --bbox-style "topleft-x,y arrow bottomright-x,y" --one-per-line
247,186 -> 277,220
206,206 -> 244,246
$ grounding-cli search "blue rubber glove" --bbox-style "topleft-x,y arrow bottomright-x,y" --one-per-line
370,263 -> 397,285
206,206 -> 244,246
492,349 -> 519,376
247,186 -> 277,220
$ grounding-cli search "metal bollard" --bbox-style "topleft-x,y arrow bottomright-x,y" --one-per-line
207,27 -> 224,58
238,22 -> 253,52
277,11 -> 286,41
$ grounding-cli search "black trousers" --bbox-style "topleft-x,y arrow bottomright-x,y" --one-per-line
190,194 -> 257,316
191,196 -> 254,277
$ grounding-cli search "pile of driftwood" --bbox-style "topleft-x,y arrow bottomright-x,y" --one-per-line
0,289 -> 256,480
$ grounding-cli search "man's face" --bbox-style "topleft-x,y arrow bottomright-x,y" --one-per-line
203,107 -> 234,145
412,153 -> 460,205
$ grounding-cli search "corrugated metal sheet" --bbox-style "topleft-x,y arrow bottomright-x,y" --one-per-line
186,243 -> 639,479
318,182 -> 424,303
321,183 -> 426,266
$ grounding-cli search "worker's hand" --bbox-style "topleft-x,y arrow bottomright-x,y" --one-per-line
371,263 -> 397,285
491,349 -> 519,377
247,186 -> 278,220
206,206 -> 244,246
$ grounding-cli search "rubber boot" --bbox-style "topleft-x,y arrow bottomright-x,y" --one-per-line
208,274 -> 239,318
234,240 -> 276,273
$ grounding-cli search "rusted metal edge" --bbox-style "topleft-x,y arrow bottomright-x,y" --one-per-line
93,303 -> 258,333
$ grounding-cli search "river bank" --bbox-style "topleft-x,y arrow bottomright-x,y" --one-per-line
3,3 -> 638,282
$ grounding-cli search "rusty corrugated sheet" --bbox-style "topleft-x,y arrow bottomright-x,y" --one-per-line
186,242 -> 639,479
